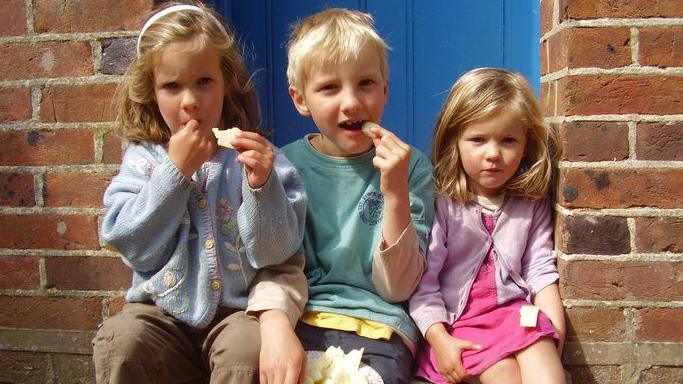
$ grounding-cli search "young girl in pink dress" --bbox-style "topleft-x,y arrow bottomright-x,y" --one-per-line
409,68 -> 566,384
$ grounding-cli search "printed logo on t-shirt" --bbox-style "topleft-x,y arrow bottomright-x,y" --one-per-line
357,192 -> 383,226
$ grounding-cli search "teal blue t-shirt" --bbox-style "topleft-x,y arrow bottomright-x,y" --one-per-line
283,135 -> 434,345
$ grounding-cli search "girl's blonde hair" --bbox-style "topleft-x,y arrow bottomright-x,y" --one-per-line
114,1 -> 261,143
286,8 -> 389,93
432,67 -> 560,202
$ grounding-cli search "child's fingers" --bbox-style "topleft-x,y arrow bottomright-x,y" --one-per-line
459,340 -> 482,351
237,149 -> 272,168
184,119 -> 200,132
284,364 -> 300,384
231,131 -> 269,151
372,127 -> 410,151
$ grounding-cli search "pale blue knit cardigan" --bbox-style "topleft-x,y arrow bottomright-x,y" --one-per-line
101,142 -> 306,328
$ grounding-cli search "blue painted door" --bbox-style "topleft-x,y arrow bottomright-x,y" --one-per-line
209,0 -> 539,154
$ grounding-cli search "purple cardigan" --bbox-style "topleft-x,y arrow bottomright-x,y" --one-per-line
409,194 -> 559,336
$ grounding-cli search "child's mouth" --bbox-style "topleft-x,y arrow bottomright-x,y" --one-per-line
339,120 -> 365,131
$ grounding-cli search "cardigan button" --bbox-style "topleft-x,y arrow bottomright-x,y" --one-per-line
211,280 -> 221,290
198,198 -> 208,209
205,239 -> 215,249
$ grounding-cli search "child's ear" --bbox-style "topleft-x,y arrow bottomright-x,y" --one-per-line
288,86 -> 310,116
383,81 -> 389,104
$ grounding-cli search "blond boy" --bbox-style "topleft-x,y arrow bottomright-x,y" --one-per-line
282,8 -> 434,383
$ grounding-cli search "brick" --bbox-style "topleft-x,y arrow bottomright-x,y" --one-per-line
53,353 -> 96,384
0,172 -> 35,207
640,26 -> 683,68
0,42 -> 92,81
547,28 -> 631,72
559,0 -> 681,20
0,87 -> 31,122
0,0 -> 27,36
636,122 -> 682,161
559,260 -> 682,301
0,130 -> 95,166
101,38 -> 136,75
43,172 -> 114,208
103,131 -> 124,164
556,214 -> 630,255
638,366 -> 683,384
0,214 -> 100,250
106,296 -> 127,318
41,84 -> 117,123
0,296 -> 102,330
635,217 -> 683,253
35,0 -> 152,33
561,121 -> 628,161
0,328 -> 95,354
0,255 -> 40,290
559,168 -> 683,209
540,0 -> 553,36
565,307 -> 625,342
635,308 -> 683,342
557,75 -> 683,116
565,365 -> 620,384
0,351 -> 48,384
46,256 -> 131,291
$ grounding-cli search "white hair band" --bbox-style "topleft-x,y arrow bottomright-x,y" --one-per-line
136,4 -> 227,57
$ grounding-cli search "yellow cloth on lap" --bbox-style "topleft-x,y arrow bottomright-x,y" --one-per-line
301,311 -> 394,340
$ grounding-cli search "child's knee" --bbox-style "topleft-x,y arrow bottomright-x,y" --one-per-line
478,358 -> 521,384
208,313 -> 260,369
93,314 -> 157,361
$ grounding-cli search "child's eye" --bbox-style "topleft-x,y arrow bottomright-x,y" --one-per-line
198,77 -> 213,86
469,137 -> 485,143
359,79 -> 375,87
317,83 -> 337,92
502,137 -> 517,143
162,82 -> 178,90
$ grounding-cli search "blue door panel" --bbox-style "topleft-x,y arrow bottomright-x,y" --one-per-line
213,0 -> 539,155
413,1 -> 505,151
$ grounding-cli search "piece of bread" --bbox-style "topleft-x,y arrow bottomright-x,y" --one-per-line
212,127 -> 241,148
519,305 -> 540,328
361,121 -> 381,138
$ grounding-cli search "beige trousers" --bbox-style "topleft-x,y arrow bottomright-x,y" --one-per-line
92,303 -> 260,384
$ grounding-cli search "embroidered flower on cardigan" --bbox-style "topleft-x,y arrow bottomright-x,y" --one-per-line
216,197 -> 238,235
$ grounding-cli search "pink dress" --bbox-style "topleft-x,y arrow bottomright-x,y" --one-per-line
416,212 -> 558,382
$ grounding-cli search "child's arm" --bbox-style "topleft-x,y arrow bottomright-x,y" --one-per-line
101,144 -> 193,272
409,196 -> 452,335
522,199 -> 565,353
247,251 -> 308,384
369,126 -> 434,301
369,126 -> 412,244
521,199 -> 560,299
533,283 -> 566,355
237,147 -> 307,269
246,250 -> 308,326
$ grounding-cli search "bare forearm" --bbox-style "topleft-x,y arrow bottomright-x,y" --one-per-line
533,284 -> 566,353
380,190 -> 411,246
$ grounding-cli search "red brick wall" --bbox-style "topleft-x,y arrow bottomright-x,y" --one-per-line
542,0 -> 683,382
1,0 -> 681,383
0,1 -> 152,382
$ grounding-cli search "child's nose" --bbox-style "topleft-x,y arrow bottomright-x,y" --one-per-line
181,89 -> 199,111
485,144 -> 502,161
340,89 -> 361,114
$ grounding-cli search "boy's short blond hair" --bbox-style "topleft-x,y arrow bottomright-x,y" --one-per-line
286,8 -> 389,93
